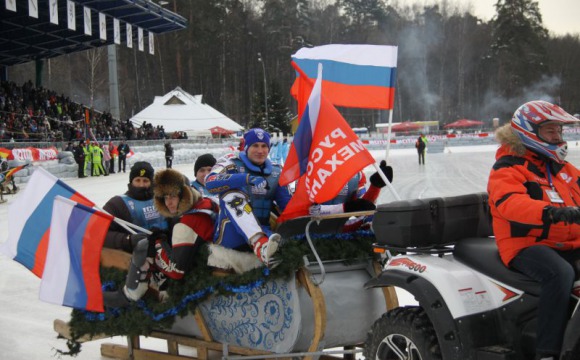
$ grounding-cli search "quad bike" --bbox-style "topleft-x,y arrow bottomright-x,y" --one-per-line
364,192 -> 580,360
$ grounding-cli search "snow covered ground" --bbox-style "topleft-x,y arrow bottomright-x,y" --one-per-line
2,143 -> 580,359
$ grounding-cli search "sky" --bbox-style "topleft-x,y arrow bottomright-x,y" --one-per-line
424,0 -> 580,36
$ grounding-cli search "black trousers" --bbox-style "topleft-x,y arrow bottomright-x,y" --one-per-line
118,157 -> 126,172
510,246 -> 580,357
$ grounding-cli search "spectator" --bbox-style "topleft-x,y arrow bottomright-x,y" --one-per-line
164,142 -> 174,169
117,139 -> 130,173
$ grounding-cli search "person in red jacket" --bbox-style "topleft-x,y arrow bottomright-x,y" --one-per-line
488,100 -> 580,360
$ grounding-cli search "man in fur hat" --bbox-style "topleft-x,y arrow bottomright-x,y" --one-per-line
205,128 -> 292,267
102,161 -> 168,252
105,168 -> 218,306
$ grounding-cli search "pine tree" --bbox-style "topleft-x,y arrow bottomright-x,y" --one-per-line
490,0 -> 548,97
267,80 -> 292,135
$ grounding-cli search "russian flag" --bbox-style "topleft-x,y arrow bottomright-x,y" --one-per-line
39,196 -> 112,312
291,44 -> 398,111
278,64 -> 376,221
0,167 -> 94,277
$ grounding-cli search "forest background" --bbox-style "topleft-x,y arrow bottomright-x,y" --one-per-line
7,0 -> 580,135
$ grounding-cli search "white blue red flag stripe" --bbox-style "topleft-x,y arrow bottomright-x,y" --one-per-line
39,196 -> 112,312
291,44 -> 398,110
0,167 -> 94,277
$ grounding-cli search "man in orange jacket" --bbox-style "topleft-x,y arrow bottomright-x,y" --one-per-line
488,100 -> 580,360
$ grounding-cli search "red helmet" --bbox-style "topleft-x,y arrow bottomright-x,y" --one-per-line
511,100 -> 579,163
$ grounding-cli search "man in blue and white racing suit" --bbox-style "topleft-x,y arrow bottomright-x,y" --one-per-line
205,128 -> 292,266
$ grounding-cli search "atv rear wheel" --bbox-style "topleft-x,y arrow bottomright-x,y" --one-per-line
364,306 -> 441,360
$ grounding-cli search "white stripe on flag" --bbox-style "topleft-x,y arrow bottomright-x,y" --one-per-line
293,44 -> 398,68
1,167 -> 58,258
39,196 -> 74,305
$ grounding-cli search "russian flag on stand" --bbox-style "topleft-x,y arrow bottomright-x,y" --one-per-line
0,167 -> 94,277
39,196 -> 112,312
291,44 -> 398,111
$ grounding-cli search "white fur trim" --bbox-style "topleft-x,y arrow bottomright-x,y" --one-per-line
207,243 -> 262,274
172,223 -> 197,246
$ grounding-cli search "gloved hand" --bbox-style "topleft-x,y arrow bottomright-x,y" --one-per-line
147,229 -> 168,258
369,160 -> 393,188
548,206 -> 580,225
343,198 -> 376,213
249,176 -> 267,190
129,233 -> 148,249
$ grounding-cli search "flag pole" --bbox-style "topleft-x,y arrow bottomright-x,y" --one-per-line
95,205 -> 152,235
372,162 -> 401,201
384,109 -> 394,162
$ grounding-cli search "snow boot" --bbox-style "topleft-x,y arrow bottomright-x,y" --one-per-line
123,238 -> 150,301
252,233 -> 282,267
102,238 -> 150,308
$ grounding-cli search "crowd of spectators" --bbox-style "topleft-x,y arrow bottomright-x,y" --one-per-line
0,80 -> 167,143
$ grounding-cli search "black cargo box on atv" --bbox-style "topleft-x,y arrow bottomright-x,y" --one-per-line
373,192 -> 493,247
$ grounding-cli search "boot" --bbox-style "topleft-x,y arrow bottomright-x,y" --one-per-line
102,238 -> 150,308
123,238 -> 150,301
252,233 -> 282,267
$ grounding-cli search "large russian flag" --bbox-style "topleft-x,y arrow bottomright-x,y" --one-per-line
39,196 -> 112,312
0,167 -> 94,277
291,44 -> 398,111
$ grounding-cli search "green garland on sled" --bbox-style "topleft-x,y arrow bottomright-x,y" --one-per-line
60,232 -> 375,356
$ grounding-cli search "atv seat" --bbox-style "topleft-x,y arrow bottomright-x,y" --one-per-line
454,237 -> 540,296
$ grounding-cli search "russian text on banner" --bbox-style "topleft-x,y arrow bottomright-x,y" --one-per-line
39,196 -> 112,312
291,44 -> 398,110
0,167 -> 94,277
279,64 -> 376,221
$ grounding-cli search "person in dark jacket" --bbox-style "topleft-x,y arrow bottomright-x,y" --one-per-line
102,161 -> 169,253
415,133 -> 427,165
117,139 -> 130,173
73,140 -> 86,178
164,142 -> 174,169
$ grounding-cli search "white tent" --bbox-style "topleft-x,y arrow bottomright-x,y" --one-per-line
130,87 -> 244,133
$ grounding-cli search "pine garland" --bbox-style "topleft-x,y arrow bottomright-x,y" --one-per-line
60,231 -> 375,356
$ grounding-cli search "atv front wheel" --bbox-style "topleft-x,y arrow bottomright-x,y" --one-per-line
364,306 -> 441,360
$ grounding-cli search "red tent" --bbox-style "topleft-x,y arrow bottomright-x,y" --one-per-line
209,126 -> 235,137
390,122 -> 422,132
443,119 -> 484,129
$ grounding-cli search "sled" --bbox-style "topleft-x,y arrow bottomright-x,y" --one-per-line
55,212 -> 398,360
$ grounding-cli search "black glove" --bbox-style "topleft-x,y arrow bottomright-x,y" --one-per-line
343,198 -> 376,213
547,206 -> 580,224
129,233 -> 148,249
369,160 -> 393,188
147,229 -> 168,258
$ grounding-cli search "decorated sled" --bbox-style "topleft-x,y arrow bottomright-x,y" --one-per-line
54,212 -> 398,360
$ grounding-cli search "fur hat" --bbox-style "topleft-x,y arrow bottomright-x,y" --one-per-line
194,154 -> 217,176
129,161 -> 154,183
153,169 -> 200,217
243,128 -> 270,151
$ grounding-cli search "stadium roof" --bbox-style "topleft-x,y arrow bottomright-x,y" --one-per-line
0,0 -> 187,67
